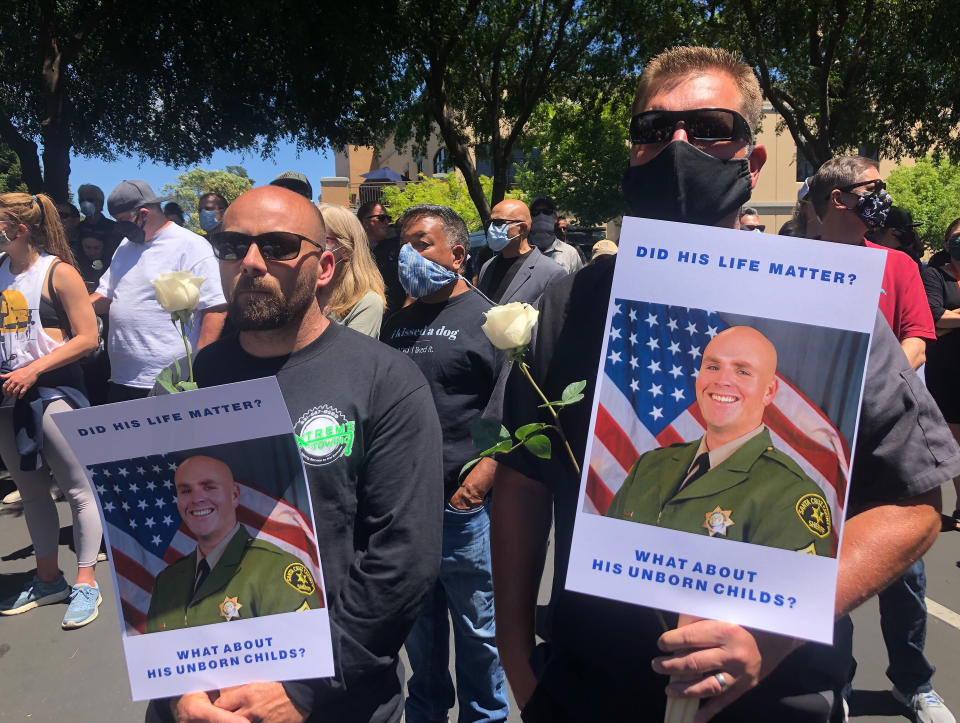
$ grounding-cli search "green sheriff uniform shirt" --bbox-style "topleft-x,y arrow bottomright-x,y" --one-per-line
145,526 -> 319,633
605,428 -> 832,555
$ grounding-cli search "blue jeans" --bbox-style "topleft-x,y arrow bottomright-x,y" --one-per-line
404,501 -> 509,723
878,558 -> 935,693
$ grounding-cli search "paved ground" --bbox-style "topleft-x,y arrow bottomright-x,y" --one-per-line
0,474 -> 957,722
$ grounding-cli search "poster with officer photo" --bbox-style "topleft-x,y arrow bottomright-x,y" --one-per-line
566,217 -> 887,643
51,378 -> 334,700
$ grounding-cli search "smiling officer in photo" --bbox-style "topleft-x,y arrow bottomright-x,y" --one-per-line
145,455 -> 318,633
606,326 -> 832,555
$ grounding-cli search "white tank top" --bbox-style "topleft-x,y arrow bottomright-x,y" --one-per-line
0,253 -> 66,370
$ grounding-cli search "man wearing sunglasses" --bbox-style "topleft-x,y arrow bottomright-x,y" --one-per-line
489,46 -> 955,723
811,160 -> 951,722
358,201 -> 406,315
478,199 -> 565,304
739,208 -> 765,233
150,185 -> 443,723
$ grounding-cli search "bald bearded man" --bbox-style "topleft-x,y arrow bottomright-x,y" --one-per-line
606,327 -> 831,555
145,455 -> 317,633
478,199 -> 565,304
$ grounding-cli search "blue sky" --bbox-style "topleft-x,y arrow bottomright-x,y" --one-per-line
68,139 -> 337,212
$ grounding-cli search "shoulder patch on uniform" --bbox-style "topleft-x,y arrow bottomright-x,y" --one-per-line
283,562 -> 316,595
796,542 -> 818,555
296,600 -> 311,612
795,493 -> 831,538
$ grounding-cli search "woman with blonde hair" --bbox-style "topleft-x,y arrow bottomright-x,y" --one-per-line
0,192 -> 102,628
318,203 -> 387,337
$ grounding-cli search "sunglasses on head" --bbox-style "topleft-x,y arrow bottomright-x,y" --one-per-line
629,108 -> 753,146
209,231 -> 323,261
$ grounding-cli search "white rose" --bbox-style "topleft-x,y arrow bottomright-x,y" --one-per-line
481,302 -> 539,350
151,271 -> 205,313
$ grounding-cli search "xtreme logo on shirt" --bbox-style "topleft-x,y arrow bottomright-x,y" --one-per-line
294,405 -> 355,467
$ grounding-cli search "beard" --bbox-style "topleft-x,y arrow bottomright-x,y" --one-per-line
227,273 -> 316,331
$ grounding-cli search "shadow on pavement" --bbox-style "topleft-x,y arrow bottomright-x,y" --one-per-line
848,689 -> 908,719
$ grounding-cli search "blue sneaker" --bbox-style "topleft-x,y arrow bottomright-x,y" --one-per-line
61,582 -> 102,629
0,574 -> 69,615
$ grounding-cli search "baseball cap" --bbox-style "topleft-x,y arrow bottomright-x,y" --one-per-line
270,171 -> 313,200
107,180 -> 168,217
592,239 -> 618,257
529,195 -> 556,213
882,206 -> 922,231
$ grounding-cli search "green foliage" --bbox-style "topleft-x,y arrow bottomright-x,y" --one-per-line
0,142 -> 28,194
162,168 -> 254,233
886,158 -> 960,252
703,0 -> 960,167
380,175 -> 526,232
516,93 -> 631,225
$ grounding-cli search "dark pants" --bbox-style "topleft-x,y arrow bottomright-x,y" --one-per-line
878,558 -> 935,693
107,382 -> 150,403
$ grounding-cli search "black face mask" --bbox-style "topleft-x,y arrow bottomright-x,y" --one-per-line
114,211 -> 147,244
621,141 -> 753,226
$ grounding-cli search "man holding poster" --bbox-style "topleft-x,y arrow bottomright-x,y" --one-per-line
145,455 -> 316,633
489,45 -> 956,723
605,326 -> 830,555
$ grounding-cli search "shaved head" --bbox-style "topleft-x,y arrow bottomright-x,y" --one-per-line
696,326 -> 779,447
174,455 -> 240,552
491,199 -> 531,228
223,185 -> 325,242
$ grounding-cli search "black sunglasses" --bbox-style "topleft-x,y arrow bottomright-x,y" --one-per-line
629,108 -> 753,145
837,179 -> 886,194
209,231 -> 323,261
363,213 -> 392,223
742,224 -> 766,232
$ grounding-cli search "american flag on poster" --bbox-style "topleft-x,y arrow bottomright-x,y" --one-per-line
89,454 -> 322,635
588,300 -> 850,546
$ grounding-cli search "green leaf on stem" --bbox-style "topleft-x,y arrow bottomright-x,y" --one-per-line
561,380 -> 587,405
155,366 -> 179,394
524,434 -> 552,459
480,439 -> 514,456
515,422 -> 547,440
459,457 -> 482,479
471,417 -> 510,451
177,381 -> 199,391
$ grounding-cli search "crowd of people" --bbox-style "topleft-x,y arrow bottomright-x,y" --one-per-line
0,43 -> 957,723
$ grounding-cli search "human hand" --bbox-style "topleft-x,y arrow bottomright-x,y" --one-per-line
652,619 -> 802,722
214,682 -> 308,723
448,483 -> 485,511
0,365 -> 39,399
170,692 -> 248,723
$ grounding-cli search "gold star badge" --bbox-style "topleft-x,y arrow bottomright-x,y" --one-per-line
703,506 -> 735,537
219,595 -> 242,621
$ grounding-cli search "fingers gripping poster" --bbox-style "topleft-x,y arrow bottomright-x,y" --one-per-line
566,217 -> 886,643
52,378 -> 334,700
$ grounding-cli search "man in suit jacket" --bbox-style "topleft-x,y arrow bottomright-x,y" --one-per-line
145,455 -> 318,632
478,199 -> 565,305
606,326 -> 832,555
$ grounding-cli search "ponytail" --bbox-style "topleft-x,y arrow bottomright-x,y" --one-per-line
0,192 -> 78,268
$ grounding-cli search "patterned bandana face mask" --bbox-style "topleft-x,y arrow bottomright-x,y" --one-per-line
398,242 -> 459,299
850,189 -> 892,229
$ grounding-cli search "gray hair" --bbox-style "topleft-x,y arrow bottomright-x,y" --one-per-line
808,156 -> 877,219
397,204 -> 469,251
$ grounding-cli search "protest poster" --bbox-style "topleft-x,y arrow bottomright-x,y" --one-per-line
566,217 -> 886,643
51,377 -> 334,700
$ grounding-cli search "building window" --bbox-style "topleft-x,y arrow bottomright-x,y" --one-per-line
433,148 -> 449,175
858,145 -> 879,161
416,157 -> 424,175
796,150 -> 816,183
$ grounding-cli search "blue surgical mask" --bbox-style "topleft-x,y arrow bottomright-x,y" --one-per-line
199,209 -> 220,232
398,243 -> 459,298
79,201 -> 96,218
486,222 -> 519,253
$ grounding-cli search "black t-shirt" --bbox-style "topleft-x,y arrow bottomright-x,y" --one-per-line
371,236 -> 406,316
496,254 -> 959,721
488,249 -> 531,303
191,323 -> 443,723
381,290 -> 502,498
